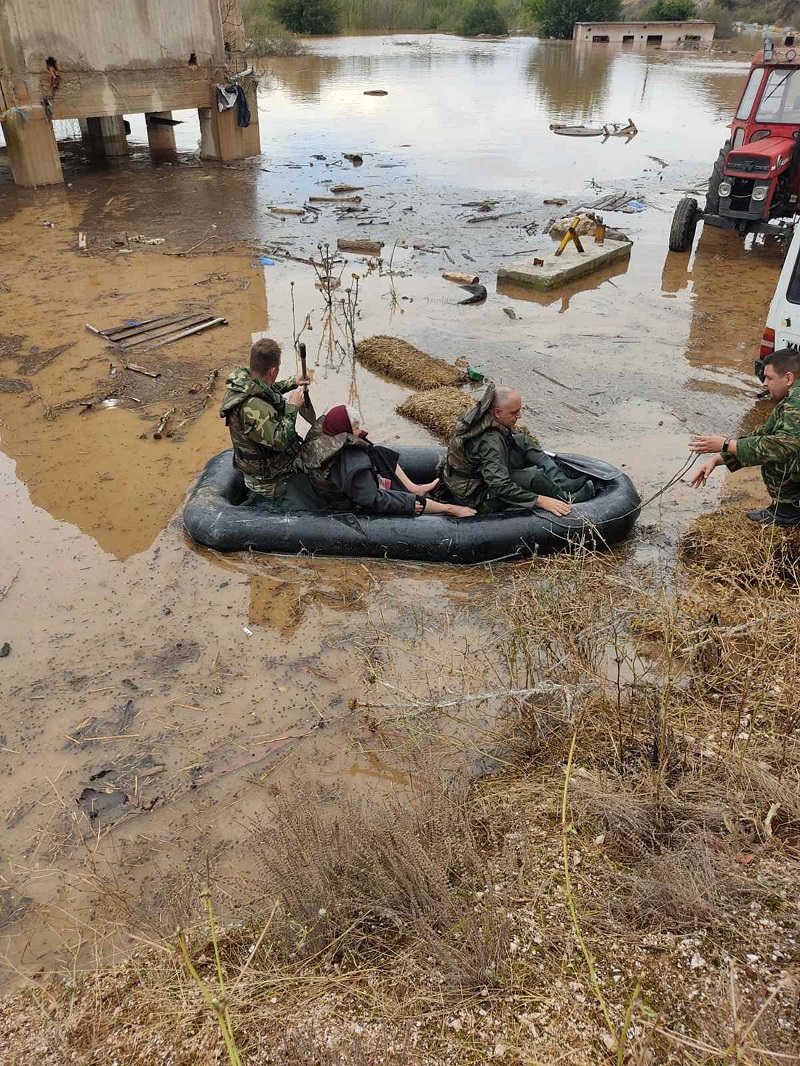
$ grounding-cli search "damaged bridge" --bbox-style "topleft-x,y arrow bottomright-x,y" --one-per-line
0,0 -> 261,187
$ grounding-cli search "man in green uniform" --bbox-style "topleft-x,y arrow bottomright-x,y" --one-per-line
439,383 -> 595,516
219,337 -> 317,507
690,347 -> 800,527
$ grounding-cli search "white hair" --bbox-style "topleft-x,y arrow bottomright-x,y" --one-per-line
494,386 -> 521,410
346,405 -> 362,430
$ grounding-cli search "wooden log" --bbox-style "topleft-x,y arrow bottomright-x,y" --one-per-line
330,184 -> 363,194
153,407 -> 176,439
126,363 -> 161,378
308,195 -> 362,204
269,206 -> 306,215
337,239 -> 384,256
442,271 -> 479,285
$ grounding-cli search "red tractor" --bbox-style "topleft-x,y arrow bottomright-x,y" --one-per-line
669,35 -> 800,252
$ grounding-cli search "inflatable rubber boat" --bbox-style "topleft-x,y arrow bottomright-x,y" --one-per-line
183,447 -> 640,563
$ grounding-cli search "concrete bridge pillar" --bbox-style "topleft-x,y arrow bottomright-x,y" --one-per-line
1,105 -> 63,187
145,111 -> 177,159
83,116 -> 129,157
198,80 -> 260,161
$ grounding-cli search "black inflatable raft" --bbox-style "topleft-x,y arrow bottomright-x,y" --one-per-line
183,447 -> 640,563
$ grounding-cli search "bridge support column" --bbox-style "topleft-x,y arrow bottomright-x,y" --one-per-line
199,80 -> 260,161
146,111 -> 178,159
1,105 -> 63,187
84,116 -> 129,157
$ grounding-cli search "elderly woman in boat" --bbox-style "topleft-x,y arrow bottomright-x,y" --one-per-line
300,405 -> 476,518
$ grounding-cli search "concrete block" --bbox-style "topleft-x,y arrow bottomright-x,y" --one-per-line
199,79 -> 260,161
497,239 -> 631,291
1,106 -> 63,186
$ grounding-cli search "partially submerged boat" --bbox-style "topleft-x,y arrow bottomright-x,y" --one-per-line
184,447 -> 640,563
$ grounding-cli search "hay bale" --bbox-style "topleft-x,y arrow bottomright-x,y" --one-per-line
397,388 -> 473,440
680,508 -> 800,588
357,336 -> 466,390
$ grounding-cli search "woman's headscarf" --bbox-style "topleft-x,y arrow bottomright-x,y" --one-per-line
322,405 -> 353,436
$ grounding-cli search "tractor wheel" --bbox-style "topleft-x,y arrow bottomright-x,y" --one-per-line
705,141 -> 731,215
669,197 -> 699,253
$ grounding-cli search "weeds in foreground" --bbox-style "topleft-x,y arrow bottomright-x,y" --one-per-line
2,513 -> 799,1064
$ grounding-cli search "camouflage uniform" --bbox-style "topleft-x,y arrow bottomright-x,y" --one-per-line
723,382 -> 800,505
219,367 -> 302,498
440,384 -> 589,512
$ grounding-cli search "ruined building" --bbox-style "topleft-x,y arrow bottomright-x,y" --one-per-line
0,0 -> 260,187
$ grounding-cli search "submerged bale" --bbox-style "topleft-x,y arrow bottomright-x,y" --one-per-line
357,335 -> 467,390
397,387 -> 474,440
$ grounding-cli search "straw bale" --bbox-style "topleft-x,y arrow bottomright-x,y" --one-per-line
397,388 -> 473,440
357,335 -> 466,390
680,507 -> 800,587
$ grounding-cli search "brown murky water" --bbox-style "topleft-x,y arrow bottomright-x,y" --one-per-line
0,33 -> 786,983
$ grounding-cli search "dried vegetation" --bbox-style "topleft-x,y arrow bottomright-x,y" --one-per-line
396,385 -> 474,439
2,513 -> 800,1064
356,335 -> 467,390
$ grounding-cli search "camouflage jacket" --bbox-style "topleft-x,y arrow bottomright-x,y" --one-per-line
219,367 -> 300,497
299,420 -> 371,511
724,383 -> 800,504
440,384 -> 544,511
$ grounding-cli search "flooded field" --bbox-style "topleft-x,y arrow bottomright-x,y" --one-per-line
0,34 -> 787,985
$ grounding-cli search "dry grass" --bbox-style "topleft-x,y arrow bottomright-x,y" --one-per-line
396,386 -> 474,439
2,541 -> 800,1064
681,507 -> 800,588
356,336 -> 466,390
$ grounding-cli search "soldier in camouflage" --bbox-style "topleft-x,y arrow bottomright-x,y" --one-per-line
219,337 -> 317,507
690,347 -> 800,527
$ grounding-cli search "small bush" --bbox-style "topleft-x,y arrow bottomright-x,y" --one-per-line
528,0 -> 622,40
460,0 -> 509,35
647,0 -> 696,18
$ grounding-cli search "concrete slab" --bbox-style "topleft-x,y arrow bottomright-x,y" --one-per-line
497,239 -> 631,291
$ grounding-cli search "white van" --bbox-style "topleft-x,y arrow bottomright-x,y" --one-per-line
760,226 -> 800,375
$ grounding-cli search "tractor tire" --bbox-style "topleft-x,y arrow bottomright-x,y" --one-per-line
705,141 -> 731,215
669,197 -> 699,253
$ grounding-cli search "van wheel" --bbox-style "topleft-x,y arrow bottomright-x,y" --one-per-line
705,142 -> 730,215
669,197 -> 699,253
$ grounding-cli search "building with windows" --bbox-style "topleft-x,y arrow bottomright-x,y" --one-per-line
573,21 -> 715,47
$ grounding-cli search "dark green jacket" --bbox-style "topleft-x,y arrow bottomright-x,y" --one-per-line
724,383 -> 800,504
219,367 -> 300,497
441,385 -> 545,511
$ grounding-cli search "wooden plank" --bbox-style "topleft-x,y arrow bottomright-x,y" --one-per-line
119,314 -> 216,348
103,312 -> 204,341
150,317 -> 227,348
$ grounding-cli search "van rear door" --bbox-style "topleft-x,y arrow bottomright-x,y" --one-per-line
767,228 -> 800,354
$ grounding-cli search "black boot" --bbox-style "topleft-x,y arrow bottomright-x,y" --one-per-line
569,479 -> 596,504
747,502 -> 800,528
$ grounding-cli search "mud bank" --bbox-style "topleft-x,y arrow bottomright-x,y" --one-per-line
0,34 -> 788,987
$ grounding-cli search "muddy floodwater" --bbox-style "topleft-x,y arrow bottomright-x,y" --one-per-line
0,34 -> 786,984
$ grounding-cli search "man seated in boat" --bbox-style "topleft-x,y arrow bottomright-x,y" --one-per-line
439,383 -> 595,515
219,337 -> 317,508
300,405 -> 475,519
690,347 -> 800,528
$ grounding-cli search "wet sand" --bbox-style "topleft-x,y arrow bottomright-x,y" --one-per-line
0,34 -> 786,983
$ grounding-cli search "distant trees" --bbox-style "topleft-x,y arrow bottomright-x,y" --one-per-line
527,0 -> 621,39
270,0 -> 340,34
647,0 -> 696,19
460,0 -> 509,35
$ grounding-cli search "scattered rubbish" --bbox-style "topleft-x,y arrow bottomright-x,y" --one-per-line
550,212 -> 630,244
363,89 -> 388,96
269,206 -> 306,216
357,336 -> 466,390
129,234 -> 166,246
466,211 -> 521,224
543,198 -> 568,206
330,184 -> 363,194
647,155 -> 668,168
153,407 -> 176,439
87,312 -> 227,349
189,368 -> 220,395
259,256 -> 276,266
580,190 -> 640,213
243,625 -> 253,636
442,271 -> 479,285
467,365 -> 486,381
459,283 -> 488,305
337,238 -> 384,256
533,257 -> 544,266
397,387 -> 474,439
0,378 -> 32,393
620,200 -> 646,214
0,642 -> 11,658
344,153 -> 364,165
603,118 -> 637,138
550,124 -> 604,137
78,231 -> 87,251
126,363 -> 160,378
503,307 -> 517,320
42,220 -> 55,228
309,195 -> 362,203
